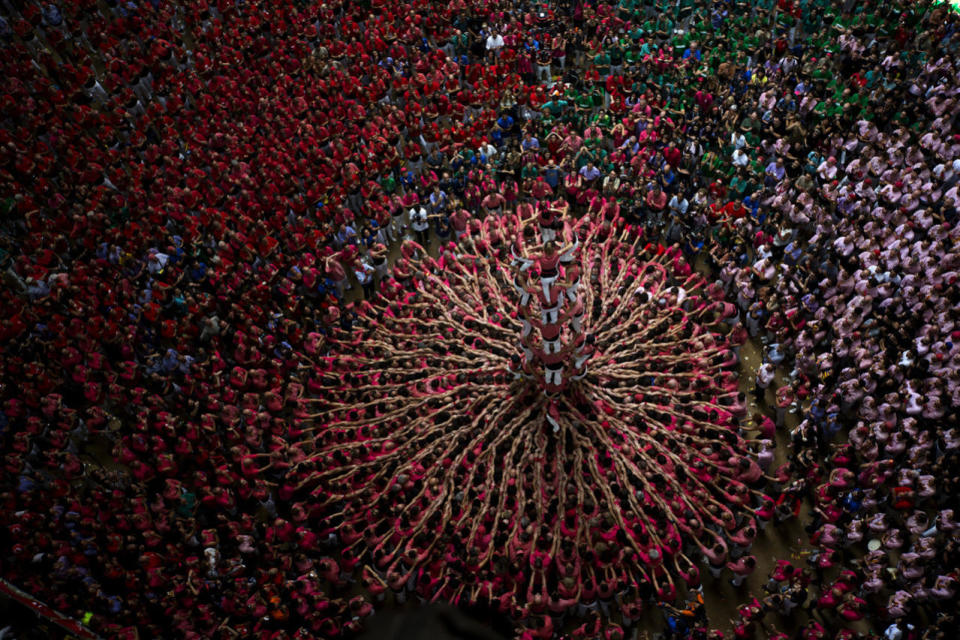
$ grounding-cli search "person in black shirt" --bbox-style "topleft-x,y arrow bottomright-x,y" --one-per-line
536,48 -> 552,83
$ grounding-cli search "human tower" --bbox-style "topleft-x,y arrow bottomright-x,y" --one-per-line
510,201 -> 595,409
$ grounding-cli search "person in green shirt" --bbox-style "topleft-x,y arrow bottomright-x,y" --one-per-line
811,63 -> 831,82
618,0 -> 636,21
456,148 -> 476,168
380,173 -> 397,194
575,91 -> 594,114
677,0 -> 696,20
700,150 -> 722,179
591,86 -> 605,110
729,172 -> 753,198
811,99 -> 829,122
542,99 -> 569,118
594,50 -> 611,77
591,111 -> 613,130
574,146 -> 597,170
656,16 -> 675,40
824,98 -> 845,119
178,490 -> 197,517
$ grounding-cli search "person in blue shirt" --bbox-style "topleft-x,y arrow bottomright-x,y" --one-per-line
360,222 -> 378,248
399,168 -> 416,190
334,223 -> 357,248
821,410 -> 841,443
17,474 -> 34,494
711,6 -> 727,29
659,165 -> 677,193
683,234 -> 704,259
776,94 -> 797,112
682,45 -> 701,63
743,193 -> 762,222
428,185 -> 448,214
521,132 -> 540,151
578,162 -> 601,182
42,4 -> 64,27
764,158 -> 786,187
765,343 -> 786,367
783,240 -> 804,266
497,112 -> 514,132
543,159 -> 561,190
842,489 -> 863,514
619,136 -> 640,157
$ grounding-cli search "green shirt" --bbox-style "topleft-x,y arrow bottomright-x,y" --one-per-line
729,175 -> 749,196
592,112 -> 613,129
576,148 -> 596,169
543,100 -> 568,115
380,175 -> 397,194
571,93 -> 590,110
825,102 -> 845,118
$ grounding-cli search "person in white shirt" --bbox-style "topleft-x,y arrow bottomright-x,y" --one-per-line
485,31 -> 504,61
754,363 -> 775,401
478,140 -> 497,160
410,206 -> 430,246
732,148 -> 749,167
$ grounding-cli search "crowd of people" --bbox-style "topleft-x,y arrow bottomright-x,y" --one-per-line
309,208 -> 768,640
0,0 -> 959,639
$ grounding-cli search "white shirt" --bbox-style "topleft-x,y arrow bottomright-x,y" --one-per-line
883,624 -> 902,640
410,207 -> 429,232
485,34 -> 504,51
354,260 -> 373,284
756,363 -> 775,387
147,252 -> 169,274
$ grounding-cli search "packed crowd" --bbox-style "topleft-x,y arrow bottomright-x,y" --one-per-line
0,0 -> 959,639
308,208 -> 767,640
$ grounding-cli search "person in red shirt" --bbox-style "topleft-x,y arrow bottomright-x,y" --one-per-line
722,199 -> 748,220
645,186 -> 667,228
